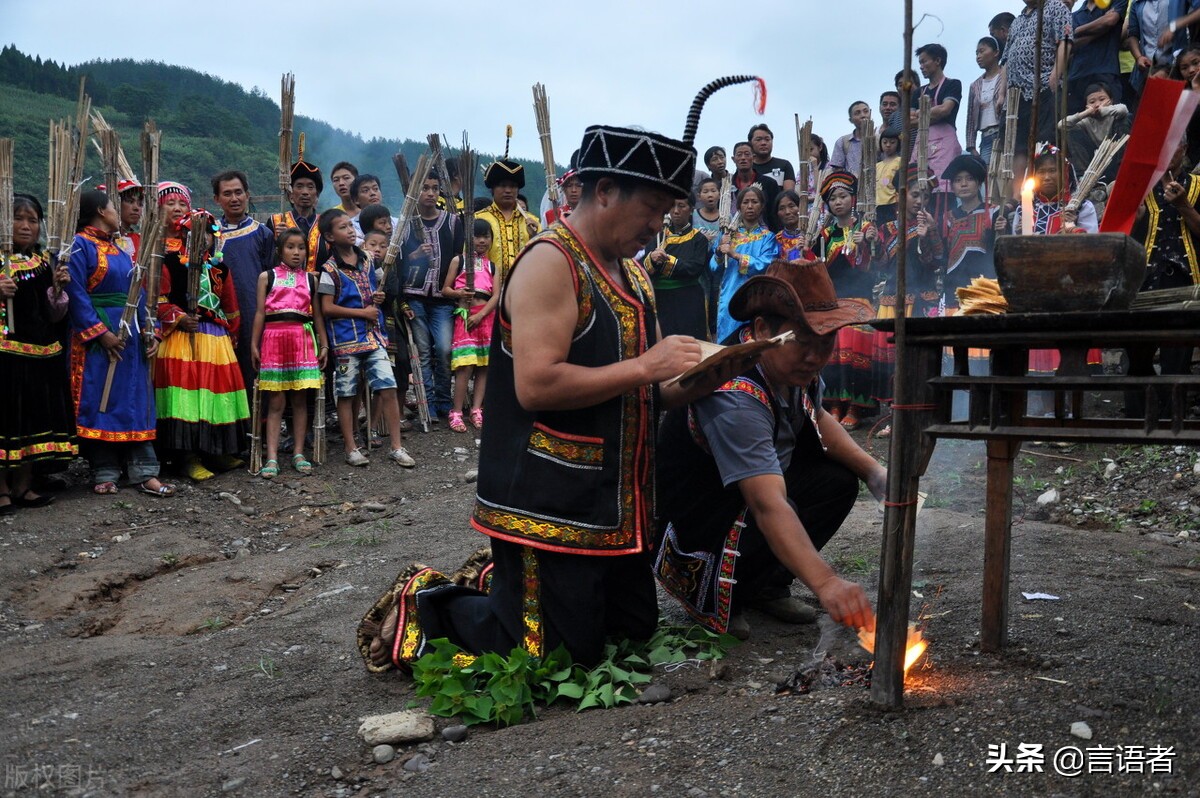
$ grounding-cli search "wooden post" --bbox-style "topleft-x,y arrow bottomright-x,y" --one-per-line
982,438 -> 1021,652
871,0 -> 917,710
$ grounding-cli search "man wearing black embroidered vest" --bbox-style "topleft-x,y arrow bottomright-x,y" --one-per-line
656,258 -> 885,641
358,76 -> 775,674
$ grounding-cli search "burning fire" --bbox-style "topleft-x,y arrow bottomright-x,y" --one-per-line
858,623 -> 927,674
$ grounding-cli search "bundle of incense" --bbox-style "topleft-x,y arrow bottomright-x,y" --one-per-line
1064,134 -> 1130,214
717,174 -> 734,266
427,133 -> 457,212
99,128 -> 122,217
533,83 -> 560,213
0,139 -> 13,335
794,115 -> 812,229
999,87 -> 1021,202
916,95 -> 931,194
278,73 -> 295,213
89,110 -> 135,182
458,135 -> 477,295
382,153 -> 433,280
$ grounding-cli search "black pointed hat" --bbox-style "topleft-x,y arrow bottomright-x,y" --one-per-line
576,75 -> 766,199
290,132 -> 323,193
484,124 -> 525,189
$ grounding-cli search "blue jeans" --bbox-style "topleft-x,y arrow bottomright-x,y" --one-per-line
978,127 -> 1000,165
85,441 -> 160,485
408,298 -> 454,415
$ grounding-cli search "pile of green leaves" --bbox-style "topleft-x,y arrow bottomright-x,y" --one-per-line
409,624 -> 738,728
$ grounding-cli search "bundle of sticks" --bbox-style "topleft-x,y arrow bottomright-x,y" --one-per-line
279,73 -> 295,213
140,121 -> 162,322
806,166 -> 831,251
996,87 -> 1022,204
0,139 -> 14,335
794,115 -> 813,232
717,174 -> 736,266
392,151 -> 412,197
427,133 -> 457,212
1064,134 -> 1130,215
916,95 -> 932,194
99,128 -> 123,221
89,110 -> 136,184
458,135 -> 478,295
46,81 -> 91,267
381,153 -> 433,432
533,83 -> 559,215
858,120 -> 878,223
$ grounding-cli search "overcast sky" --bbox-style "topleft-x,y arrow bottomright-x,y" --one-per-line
6,0 -> 1019,165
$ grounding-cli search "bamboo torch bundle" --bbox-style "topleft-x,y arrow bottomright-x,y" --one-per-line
1065,134 -> 1130,214
458,136 -> 478,295
807,166 -> 831,243
46,83 -> 91,269
140,122 -> 163,328
97,261 -> 145,413
89,110 -> 136,183
794,115 -> 813,231
427,133 -> 458,212
99,128 -> 123,220
999,87 -> 1021,202
532,83 -> 560,215
382,153 -> 433,281
392,151 -> 412,197
916,95 -> 931,194
0,139 -> 13,336
278,72 -> 295,213
858,120 -> 878,223
987,145 -> 1003,206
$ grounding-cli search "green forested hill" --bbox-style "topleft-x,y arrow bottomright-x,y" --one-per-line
0,45 -> 549,212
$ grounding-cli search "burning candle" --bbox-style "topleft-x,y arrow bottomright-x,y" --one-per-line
1021,177 -> 1035,236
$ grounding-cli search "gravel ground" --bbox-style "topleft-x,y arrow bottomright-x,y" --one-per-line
0,425 -> 1196,798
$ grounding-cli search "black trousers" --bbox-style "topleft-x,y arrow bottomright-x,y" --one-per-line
671,434 -> 861,605
419,539 -> 658,667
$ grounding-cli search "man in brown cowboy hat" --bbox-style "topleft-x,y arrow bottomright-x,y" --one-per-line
655,258 -> 886,641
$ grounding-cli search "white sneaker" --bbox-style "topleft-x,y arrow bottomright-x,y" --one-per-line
345,449 -> 370,467
389,448 -> 416,468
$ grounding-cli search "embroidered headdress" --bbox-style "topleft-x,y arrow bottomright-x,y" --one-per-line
575,75 -> 767,199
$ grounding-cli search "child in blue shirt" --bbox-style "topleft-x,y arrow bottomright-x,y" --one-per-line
316,209 -> 415,468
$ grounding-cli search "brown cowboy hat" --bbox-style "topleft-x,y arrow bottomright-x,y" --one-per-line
729,258 -> 874,335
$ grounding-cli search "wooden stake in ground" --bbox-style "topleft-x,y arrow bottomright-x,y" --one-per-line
873,0 -> 920,710
0,139 -> 15,336
312,379 -> 326,464
248,378 -> 263,474
279,73 -> 295,214
458,136 -> 478,295
533,83 -> 560,216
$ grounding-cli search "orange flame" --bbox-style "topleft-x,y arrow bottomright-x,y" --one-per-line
1022,177 -> 1036,194
858,623 -> 928,674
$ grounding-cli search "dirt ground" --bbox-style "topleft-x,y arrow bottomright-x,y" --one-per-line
1,423 -> 1197,798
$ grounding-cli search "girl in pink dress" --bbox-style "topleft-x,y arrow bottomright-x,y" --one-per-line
250,229 -> 329,477
441,220 -> 497,433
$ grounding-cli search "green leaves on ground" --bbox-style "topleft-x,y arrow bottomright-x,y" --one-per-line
408,624 -> 738,728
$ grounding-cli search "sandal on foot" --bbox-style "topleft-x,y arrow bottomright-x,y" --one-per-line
470,408 -> 483,429
0,494 -> 14,517
260,459 -> 279,479
93,482 -> 119,495
291,454 -> 313,475
448,410 -> 467,433
137,480 -> 177,498
184,455 -> 215,482
840,413 -> 861,431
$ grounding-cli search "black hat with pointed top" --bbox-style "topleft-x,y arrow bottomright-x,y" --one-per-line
575,75 -> 766,199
